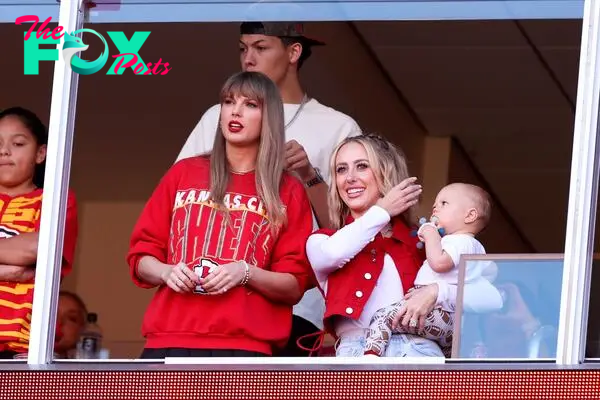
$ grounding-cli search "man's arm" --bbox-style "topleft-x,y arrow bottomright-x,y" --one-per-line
285,141 -> 334,229
286,117 -> 362,229
0,233 -> 38,266
302,167 -> 332,229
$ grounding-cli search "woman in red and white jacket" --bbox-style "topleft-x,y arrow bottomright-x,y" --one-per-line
306,134 -> 444,357
127,71 -> 315,358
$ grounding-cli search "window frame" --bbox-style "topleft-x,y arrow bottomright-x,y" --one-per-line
26,0 -> 83,365
26,0 -> 600,365
555,0 -> 600,365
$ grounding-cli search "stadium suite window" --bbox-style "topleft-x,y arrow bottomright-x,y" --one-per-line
7,0 -> 595,365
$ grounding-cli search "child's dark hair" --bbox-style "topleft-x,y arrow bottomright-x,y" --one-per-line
0,107 -> 48,188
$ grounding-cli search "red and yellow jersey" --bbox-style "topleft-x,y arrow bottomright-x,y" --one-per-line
0,189 -> 78,353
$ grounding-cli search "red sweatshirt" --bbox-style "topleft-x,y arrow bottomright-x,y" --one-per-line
127,156 -> 315,355
0,189 -> 78,353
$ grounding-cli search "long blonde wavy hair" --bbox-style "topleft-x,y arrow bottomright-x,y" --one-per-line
328,134 -> 416,229
209,71 -> 287,230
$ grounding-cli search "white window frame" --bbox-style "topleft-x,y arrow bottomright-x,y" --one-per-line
27,0 -> 84,365
556,0 -> 600,365
26,0 -> 600,365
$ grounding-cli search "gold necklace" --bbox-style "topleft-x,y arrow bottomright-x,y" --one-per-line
230,168 -> 255,175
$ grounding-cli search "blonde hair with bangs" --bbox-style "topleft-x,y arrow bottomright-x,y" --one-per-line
209,71 -> 287,230
328,134 -> 415,229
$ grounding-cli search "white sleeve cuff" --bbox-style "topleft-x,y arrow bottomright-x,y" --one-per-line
366,205 -> 392,225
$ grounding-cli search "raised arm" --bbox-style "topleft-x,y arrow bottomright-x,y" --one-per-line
286,119 -> 362,230
420,226 -> 454,273
302,169 -> 331,229
284,140 -> 332,229
306,205 -> 390,286
307,176 -> 422,287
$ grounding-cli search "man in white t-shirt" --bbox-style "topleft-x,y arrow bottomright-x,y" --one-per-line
176,22 -> 362,356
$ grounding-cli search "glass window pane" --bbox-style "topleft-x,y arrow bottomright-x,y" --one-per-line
0,19 -> 58,362
4,0 -> 576,362
0,1 -> 583,24
586,249 -> 600,358
80,1 -> 585,23
0,1 -> 60,23
52,18 -> 577,362
454,256 -> 563,360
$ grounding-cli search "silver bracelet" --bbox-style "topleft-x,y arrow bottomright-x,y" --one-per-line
239,260 -> 250,286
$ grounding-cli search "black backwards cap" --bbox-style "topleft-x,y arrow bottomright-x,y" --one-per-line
240,22 -> 326,47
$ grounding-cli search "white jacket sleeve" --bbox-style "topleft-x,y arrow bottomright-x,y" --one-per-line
306,205 -> 390,289
176,104 -> 220,162
463,278 -> 503,313
436,278 -> 503,313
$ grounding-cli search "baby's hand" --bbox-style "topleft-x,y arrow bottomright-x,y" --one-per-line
417,222 -> 439,241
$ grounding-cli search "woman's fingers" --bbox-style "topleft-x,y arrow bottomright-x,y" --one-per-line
400,186 -> 422,202
167,274 -> 189,293
401,310 -> 415,333
168,262 -> 244,295
203,272 -> 228,293
173,266 -> 196,290
418,314 -> 427,333
202,265 -> 240,294
166,278 -> 183,293
180,265 -> 200,283
397,177 -> 418,190
392,303 -> 408,330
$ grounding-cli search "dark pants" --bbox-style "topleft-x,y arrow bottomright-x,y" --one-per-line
0,351 -> 17,359
275,315 -> 320,357
140,348 -> 267,358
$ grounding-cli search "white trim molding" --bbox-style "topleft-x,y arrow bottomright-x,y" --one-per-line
27,0 -> 84,365
557,0 -> 600,365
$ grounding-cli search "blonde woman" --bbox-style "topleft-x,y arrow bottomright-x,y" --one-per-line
306,134 -> 444,357
128,71 -> 315,358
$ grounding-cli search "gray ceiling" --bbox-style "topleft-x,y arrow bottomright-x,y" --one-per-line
353,20 -> 582,252
0,19 -> 584,253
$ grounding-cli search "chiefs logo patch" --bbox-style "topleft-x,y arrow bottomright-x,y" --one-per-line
193,259 -> 218,294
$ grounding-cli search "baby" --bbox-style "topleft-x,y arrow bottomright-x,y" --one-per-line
363,182 -> 494,357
